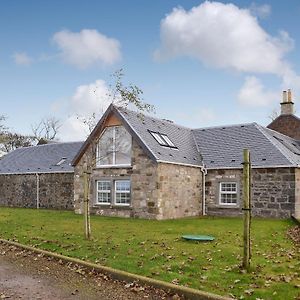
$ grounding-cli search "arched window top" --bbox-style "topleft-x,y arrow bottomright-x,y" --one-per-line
96,126 -> 132,167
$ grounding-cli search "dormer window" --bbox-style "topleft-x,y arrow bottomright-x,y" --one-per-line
96,126 -> 132,167
149,130 -> 177,148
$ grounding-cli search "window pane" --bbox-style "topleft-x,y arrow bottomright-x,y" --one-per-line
220,182 -> 237,204
97,181 -> 111,204
98,181 -> 110,191
115,180 -> 130,205
97,192 -> 111,203
161,134 -> 175,147
97,127 -> 114,165
115,126 -> 132,165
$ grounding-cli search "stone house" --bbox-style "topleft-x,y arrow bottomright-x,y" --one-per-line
1,91 -> 299,219
0,142 -> 82,209
73,100 -> 300,220
72,105 -> 204,220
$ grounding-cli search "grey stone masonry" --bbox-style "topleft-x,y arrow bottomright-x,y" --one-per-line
0,173 -> 74,210
205,168 -> 296,218
74,138 -> 203,220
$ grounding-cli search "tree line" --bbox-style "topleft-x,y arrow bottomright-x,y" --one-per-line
0,115 -> 60,153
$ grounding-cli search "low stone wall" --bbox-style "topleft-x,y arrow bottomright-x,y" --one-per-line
0,173 -> 74,210
205,167 -> 296,218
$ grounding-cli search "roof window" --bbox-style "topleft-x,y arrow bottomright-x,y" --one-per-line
56,157 -> 67,166
149,131 -> 177,148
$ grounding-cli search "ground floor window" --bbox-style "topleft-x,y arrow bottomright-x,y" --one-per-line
219,182 -> 238,205
96,179 -> 131,206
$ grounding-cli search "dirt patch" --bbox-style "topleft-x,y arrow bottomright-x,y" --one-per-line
0,243 -> 181,300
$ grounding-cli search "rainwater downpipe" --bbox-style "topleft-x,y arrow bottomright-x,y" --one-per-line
36,173 -> 40,209
200,165 -> 207,216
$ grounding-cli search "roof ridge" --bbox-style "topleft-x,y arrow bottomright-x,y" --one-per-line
192,122 -> 257,131
254,123 -> 298,166
116,106 -> 193,131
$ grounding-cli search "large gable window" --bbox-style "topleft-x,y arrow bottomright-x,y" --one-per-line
96,126 -> 132,167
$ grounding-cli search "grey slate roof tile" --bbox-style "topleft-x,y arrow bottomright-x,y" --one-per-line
117,107 -> 202,167
0,142 -> 83,174
192,123 -> 300,169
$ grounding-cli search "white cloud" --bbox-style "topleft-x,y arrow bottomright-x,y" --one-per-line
58,79 -> 112,141
155,2 -> 293,76
249,3 -> 271,19
13,52 -> 33,66
52,29 -> 121,69
238,76 -> 278,107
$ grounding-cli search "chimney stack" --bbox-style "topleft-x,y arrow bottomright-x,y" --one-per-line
280,89 -> 294,115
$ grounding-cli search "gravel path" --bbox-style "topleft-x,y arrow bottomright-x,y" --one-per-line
0,243 -> 179,300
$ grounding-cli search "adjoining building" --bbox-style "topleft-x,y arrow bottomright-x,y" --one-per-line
0,142 -> 82,209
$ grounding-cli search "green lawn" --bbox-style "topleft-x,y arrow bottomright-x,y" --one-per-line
0,208 -> 299,299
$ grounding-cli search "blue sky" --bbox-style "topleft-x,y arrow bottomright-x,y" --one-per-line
1,0 -> 300,141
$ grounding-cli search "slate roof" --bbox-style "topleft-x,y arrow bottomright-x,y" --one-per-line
0,142 -> 83,175
116,107 -> 201,166
193,123 -> 300,169
73,105 -> 300,169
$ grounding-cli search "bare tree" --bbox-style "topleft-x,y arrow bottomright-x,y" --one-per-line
31,117 -> 61,142
1,132 -> 34,152
78,69 -> 155,135
268,109 -> 279,122
82,70 -> 155,240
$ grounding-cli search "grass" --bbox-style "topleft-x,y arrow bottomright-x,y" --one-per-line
0,207 -> 299,300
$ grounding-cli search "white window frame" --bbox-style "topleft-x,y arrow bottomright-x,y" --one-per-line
96,180 -> 111,205
114,180 -> 131,206
96,126 -> 132,168
219,182 -> 238,206
149,130 -> 177,149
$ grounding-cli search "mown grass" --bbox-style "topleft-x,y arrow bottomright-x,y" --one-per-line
0,207 -> 299,299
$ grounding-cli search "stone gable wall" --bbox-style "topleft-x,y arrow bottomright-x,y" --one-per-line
74,139 -> 159,219
74,139 -> 203,219
205,167 -> 296,218
0,172 -> 74,210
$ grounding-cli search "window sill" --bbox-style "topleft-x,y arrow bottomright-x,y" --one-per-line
217,204 -> 239,209
92,204 -> 132,210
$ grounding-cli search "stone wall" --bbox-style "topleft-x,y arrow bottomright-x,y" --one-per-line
74,139 -> 203,220
74,140 -> 159,219
294,168 -> 300,219
205,167 -> 296,218
157,163 -> 202,219
0,172 -> 74,210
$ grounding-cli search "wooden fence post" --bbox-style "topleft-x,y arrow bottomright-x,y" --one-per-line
83,170 -> 91,240
242,149 -> 251,272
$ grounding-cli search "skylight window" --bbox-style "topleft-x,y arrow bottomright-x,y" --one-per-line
56,157 -> 67,166
149,130 -> 177,148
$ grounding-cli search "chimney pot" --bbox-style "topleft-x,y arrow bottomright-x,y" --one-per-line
282,90 -> 287,103
280,89 -> 294,115
287,89 -> 292,102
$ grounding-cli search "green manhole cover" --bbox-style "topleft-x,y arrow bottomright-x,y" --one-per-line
182,235 -> 215,241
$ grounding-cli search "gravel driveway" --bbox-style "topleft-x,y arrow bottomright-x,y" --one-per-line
0,243 -> 179,300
